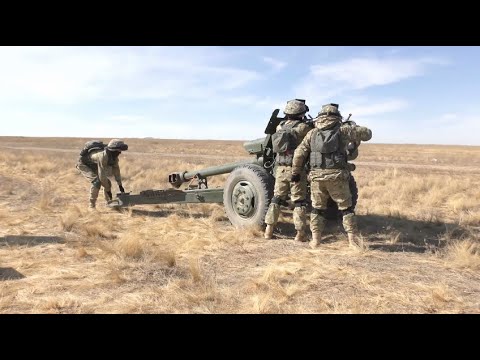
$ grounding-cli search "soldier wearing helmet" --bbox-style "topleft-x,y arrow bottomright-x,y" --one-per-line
76,139 -> 129,209
291,103 -> 372,249
264,99 -> 314,242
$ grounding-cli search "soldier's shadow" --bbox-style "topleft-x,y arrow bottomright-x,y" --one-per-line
0,235 -> 65,247
275,213 -> 467,253
0,267 -> 26,280
357,214 -> 467,253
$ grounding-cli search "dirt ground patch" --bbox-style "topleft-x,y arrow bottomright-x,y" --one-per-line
0,137 -> 479,314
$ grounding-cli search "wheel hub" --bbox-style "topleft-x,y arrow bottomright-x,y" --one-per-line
231,181 -> 256,217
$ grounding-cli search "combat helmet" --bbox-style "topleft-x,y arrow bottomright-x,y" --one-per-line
318,103 -> 341,118
107,139 -> 129,152
284,99 -> 309,116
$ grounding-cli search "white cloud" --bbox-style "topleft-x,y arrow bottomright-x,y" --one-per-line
441,113 -> 458,119
438,113 -> 459,125
363,114 -> 480,146
0,46 -> 263,105
295,55 -> 449,111
0,109 -> 267,141
107,115 -> 150,124
1,48 -> 469,145
225,95 -> 280,110
342,99 -> 409,117
309,56 -> 448,90
262,56 -> 287,71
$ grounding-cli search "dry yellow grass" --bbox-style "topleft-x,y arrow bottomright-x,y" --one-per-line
0,136 -> 479,314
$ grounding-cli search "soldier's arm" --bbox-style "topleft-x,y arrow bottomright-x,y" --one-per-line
292,130 -> 313,174
341,124 -> 373,143
112,158 -> 122,185
296,122 -> 313,144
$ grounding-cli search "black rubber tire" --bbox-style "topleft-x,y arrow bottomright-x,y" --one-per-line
223,164 -> 274,228
324,174 -> 359,220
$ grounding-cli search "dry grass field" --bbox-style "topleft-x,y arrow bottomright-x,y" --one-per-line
0,136 -> 479,314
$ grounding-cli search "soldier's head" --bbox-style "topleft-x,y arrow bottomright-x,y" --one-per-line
318,103 -> 342,119
314,103 -> 342,129
106,139 -> 128,158
283,99 -> 309,120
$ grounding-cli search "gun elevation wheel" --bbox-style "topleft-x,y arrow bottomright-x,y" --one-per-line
223,164 -> 274,228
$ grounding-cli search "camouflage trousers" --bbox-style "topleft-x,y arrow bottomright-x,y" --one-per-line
265,165 -> 307,231
76,162 -> 112,206
310,174 -> 357,235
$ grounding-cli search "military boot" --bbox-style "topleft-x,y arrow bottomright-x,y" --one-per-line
264,224 -> 274,239
104,190 -> 113,206
310,232 -> 322,249
90,186 -> 100,209
348,233 -> 360,249
294,230 -> 307,242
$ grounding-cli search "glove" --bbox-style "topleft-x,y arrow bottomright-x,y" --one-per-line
119,184 -> 125,193
291,173 -> 301,183
346,163 -> 356,172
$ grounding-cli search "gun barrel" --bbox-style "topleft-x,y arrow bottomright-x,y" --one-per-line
168,158 -> 261,188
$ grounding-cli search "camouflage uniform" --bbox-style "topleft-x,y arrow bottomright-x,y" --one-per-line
76,139 -> 128,209
292,104 -> 372,248
265,99 -> 313,241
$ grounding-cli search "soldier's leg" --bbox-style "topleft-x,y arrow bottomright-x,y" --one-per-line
90,178 -> 101,209
77,163 -> 100,209
326,178 -> 358,248
309,179 -> 330,248
291,170 -> 308,241
265,166 -> 289,239
103,178 -> 113,204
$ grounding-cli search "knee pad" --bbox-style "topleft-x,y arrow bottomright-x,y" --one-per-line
341,207 -> 355,217
294,200 -> 307,208
271,196 -> 288,206
92,177 -> 101,189
311,208 -> 326,216
271,196 -> 280,204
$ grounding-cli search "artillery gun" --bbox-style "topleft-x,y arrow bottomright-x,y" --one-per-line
108,109 -> 360,228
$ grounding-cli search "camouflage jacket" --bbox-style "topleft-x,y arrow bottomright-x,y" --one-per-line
275,120 -> 312,166
276,119 -> 312,139
89,149 -> 123,186
292,119 -> 372,180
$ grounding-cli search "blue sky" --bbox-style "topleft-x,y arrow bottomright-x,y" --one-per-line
1,46 -> 479,145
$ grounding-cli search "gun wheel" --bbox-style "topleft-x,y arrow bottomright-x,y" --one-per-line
223,164 -> 274,228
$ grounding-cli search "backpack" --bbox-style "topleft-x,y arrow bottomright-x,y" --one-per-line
79,140 -> 106,158
80,140 -> 107,168
271,121 -> 300,154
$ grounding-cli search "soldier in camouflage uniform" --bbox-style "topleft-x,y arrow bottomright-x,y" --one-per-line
76,139 -> 129,209
291,103 -> 372,249
264,99 -> 313,242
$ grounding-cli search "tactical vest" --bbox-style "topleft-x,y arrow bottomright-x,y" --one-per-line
310,123 -> 347,170
272,120 -> 301,166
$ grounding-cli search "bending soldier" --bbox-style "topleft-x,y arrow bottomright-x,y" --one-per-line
291,103 -> 372,248
76,139 -> 129,209
264,99 -> 313,242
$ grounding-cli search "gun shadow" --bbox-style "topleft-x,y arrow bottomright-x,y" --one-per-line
0,235 -> 66,247
128,208 -> 229,221
275,213 -> 468,254
0,267 -> 26,280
